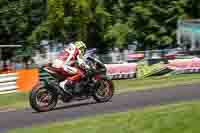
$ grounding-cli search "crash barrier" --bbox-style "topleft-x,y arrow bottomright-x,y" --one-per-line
38,58 -> 200,81
0,69 -> 39,95
136,60 -> 170,79
16,69 -> 39,92
164,58 -> 200,76
1,58 -> 200,94
137,58 -> 200,78
0,64 -> 137,95
38,63 -> 137,81
34,58 -> 200,94
0,73 -> 18,94
167,58 -> 200,70
105,63 -> 137,79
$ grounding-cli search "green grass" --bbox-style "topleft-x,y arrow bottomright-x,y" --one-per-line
8,100 -> 200,133
0,92 -> 29,109
114,73 -> 200,93
1,73 -> 200,109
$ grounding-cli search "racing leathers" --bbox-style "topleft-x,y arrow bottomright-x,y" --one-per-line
52,44 -> 89,90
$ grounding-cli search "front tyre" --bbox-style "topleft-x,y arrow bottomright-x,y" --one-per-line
29,83 -> 58,112
93,80 -> 114,102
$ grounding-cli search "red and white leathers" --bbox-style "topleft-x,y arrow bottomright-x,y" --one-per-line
52,44 -> 88,89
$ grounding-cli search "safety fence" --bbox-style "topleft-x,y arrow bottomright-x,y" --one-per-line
0,58 -> 200,95
0,69 -> 39,95
106,58 -> 200,79
38,58 -> 200,82
0,73 -> 18,94
105,63 -> 137,79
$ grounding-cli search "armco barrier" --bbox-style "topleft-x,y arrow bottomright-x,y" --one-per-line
16,69 -> 39,92
0,69 -> 39,95
107,72 -> 136,80
0,58 -> 200,95
105,63 -> 137,79
0,73 -> 18,94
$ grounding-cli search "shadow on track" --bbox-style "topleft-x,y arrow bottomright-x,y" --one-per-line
31,100 -> 98,113
54,101 -> 98,111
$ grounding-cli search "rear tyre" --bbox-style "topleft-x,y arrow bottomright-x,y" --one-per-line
29,83 -> 58,112
93,80 -> 114,102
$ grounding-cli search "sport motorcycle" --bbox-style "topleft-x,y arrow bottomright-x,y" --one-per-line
29,49 -> 114,112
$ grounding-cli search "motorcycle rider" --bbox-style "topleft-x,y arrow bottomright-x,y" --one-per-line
52,41 -> 89,91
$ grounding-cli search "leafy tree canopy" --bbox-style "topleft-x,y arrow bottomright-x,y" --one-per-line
0,0 -> 199,51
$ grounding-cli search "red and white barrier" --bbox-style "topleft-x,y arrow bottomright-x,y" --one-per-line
0,73 -> 18,94
105,58 -> 200,79
0,58 -> 200,95
106,63 -> 137,79
167,58 -> 200,71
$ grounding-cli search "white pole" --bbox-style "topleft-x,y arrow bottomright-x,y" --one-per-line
0,48 -> 1,60
191,31 -> 195,50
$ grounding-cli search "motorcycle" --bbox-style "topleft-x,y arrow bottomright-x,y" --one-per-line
29,49 -> 114,112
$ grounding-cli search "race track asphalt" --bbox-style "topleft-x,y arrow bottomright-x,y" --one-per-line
0,84 -> 200,133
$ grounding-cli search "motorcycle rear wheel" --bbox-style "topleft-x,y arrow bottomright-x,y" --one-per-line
29,83 -> 58,112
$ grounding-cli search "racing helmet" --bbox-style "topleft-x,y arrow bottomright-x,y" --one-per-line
74,41 -> 87,56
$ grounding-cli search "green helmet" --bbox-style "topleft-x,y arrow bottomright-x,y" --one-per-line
74,41 -> 87,56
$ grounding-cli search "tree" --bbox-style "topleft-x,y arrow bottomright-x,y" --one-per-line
104,22 -> 131,48
0,0 -> 46,45
28,0 -> 64,44
0,0 -> 198,51
186,0 -> 200,18
63,0 -> 112,48
127,0 -> 188,50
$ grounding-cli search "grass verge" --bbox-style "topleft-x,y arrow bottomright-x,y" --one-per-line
0,92 -> 28,109
1,73 -> 200,109
8,100 -> 200,133
114,73 -> 200,93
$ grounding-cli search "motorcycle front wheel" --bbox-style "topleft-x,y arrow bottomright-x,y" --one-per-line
93,79 -> 114,102
29,83 -> 58,112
